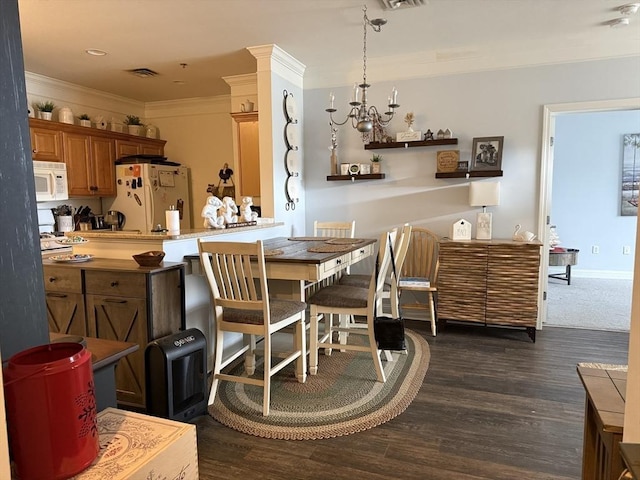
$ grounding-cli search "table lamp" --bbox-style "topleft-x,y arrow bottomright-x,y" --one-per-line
469,181 -> 500,240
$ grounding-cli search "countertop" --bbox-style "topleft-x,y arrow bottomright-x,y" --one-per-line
69,220 -> 282,241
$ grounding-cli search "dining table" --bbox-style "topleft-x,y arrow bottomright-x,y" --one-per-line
256,236 -> 377,300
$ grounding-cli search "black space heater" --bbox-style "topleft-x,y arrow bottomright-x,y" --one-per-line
145,328 -> 207,421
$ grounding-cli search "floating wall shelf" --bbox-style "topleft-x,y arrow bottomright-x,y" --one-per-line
435,170 -> 503,179
327,173 -> 386,181
364,138 -> 458,150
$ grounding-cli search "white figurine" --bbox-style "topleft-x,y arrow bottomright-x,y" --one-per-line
240,197 -> 258,223
220,196 -> 238,225
201,195 -> 225,229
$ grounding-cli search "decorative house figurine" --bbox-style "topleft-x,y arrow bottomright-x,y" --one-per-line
436,129 -> 445,140
444,128 -> 453,139
201,196 -> 225,229
240,197 -> 258,223
451,219 -> 472,240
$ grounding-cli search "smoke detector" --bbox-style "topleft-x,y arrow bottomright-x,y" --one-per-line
379,0 -> 427,10
126,68 -> 159,78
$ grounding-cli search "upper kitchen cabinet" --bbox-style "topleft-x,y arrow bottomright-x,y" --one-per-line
30,122 -> 63,162
232,112 -> 260,197
63,132 -> 116,196
115,138 -> 164,158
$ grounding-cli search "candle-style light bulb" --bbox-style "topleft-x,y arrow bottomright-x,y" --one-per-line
352,82 -> 360,104
391,87 -> 398,105
329,92 -> 335,109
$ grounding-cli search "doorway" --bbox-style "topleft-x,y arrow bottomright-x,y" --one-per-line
537,98 -> 640,329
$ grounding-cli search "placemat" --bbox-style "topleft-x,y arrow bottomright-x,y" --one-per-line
307,244 -> 352,253
264,249 -> 284,256
324,238 -> 367,245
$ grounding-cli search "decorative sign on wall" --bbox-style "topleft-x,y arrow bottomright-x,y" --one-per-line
436,150 -> 460,173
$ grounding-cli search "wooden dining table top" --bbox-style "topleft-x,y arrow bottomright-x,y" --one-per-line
260,237 -> 376,264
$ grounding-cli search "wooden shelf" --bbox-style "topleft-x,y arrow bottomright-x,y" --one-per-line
436,170 -> 503,179
327,173 -> 386,181
364,138 -> 458,150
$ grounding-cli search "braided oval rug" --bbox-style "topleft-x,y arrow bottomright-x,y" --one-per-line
208,329 -> 430,440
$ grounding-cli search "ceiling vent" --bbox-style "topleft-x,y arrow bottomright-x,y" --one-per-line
379,0 -> 427,10
126,68 -> 159,78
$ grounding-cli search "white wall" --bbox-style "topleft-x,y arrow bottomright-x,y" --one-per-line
302,57 -> 640,242
553,110 -> 639,276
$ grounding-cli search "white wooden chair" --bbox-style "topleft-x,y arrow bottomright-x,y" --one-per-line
398,228 -> 439,336
198,239 -> 307,416
307,230 -> 395,383
313,220 -> 356,238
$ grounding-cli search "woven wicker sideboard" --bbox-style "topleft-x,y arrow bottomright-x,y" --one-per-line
438,238 -> 542,341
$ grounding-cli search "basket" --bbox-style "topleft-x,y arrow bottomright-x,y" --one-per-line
133,251 -> 165,267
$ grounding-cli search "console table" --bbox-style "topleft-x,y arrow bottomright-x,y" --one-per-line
549,247 -> 579,285
577,366 -> 627,480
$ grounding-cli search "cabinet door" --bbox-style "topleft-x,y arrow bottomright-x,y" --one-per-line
63,132 -> 93,195
115,140 -> 140,158
485,244 -> 540,327
141,144 -> 163,155
31,127 -> 63,162
45,292 -> 87,336
437,242 -> 488,324
90,136 -> 116,196
236,117 -> 260,196
87,294 -> 148,407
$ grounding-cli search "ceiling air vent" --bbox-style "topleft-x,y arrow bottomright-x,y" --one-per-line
126,68 -> 159,78
379,0 -> 427,10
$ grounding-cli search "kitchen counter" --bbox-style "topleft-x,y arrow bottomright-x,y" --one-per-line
74,219 -> 281,241
68,220 -> 289,372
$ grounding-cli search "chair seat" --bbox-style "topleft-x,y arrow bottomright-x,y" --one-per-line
223,299 -> 307,324
339,274 -> 392,291
307,284 -> 368,309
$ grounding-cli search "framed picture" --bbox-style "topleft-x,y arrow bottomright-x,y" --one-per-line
471,136 -> 504,171
621,132 -> 640,216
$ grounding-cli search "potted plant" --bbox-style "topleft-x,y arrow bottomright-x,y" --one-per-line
124,114 -> 144,136
35,101 -> 55,120
371,154 -> 382,174
78,113 -> 91,127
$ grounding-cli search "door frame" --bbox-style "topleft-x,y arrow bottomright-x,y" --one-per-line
537,97 -> 640,328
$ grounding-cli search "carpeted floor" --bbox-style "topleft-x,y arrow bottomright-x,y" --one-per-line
545,276 -> 632,331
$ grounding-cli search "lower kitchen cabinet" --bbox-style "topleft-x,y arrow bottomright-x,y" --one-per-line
44,266 -> 87,336
42,259 -> 185,409
438,238 -> 542,341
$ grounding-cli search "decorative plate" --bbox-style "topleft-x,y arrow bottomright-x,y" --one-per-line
286,175 -> 300,203
285,94 -> 297,122
50,254 -> 94,263
285,123 -> 298,149
55,236 -> 89,245
286,149 -> 299,174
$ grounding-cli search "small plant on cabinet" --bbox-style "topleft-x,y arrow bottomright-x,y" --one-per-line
124,114 -> 143,125
371,154 -> 382,174
35,101 -> 55,112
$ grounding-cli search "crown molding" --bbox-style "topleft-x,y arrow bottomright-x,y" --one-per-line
247,44 -> 306,89
145,95 -> 230,118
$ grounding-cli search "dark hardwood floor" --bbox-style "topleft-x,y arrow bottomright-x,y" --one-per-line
192,322 -> 630,479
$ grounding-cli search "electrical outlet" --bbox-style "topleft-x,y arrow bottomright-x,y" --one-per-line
592,245 -> 600,254
623,245 -> 631,255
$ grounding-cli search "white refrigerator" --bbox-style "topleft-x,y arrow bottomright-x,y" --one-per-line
107,164 -> 191,232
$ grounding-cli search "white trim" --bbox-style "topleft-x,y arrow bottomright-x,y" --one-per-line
145,95 -> 230,118
247,44 -> 306,89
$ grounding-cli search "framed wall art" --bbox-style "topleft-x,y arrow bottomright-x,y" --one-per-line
621,132 -> 640,216
471,136 -> 504,172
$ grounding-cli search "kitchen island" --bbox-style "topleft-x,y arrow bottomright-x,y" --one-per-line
70,221 -> 287,371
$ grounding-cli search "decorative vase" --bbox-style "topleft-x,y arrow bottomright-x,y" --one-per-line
371,162 -> 381,174
330,150 -> 338,175
40,111 -> 52,121
128,125 -> 144,136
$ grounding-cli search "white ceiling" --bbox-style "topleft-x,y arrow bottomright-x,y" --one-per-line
17,0 -> 640,103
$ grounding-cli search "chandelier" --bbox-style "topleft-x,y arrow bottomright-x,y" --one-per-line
326,5 -> 399,134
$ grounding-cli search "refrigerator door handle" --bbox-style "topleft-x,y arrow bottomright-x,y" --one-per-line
144,183 -> 155,231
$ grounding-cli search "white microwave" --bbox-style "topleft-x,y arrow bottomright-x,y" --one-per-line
33,161 -> 69,202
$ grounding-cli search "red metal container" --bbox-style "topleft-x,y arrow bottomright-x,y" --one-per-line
3,342 -> 99,480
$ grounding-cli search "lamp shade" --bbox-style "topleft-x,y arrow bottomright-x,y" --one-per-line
469,181 -> 500,207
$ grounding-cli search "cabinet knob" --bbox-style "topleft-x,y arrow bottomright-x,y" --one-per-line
336,259 -> 342,264
48,277 -> 56,282
110,281 -> 119,287
32,149 -> 37,154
